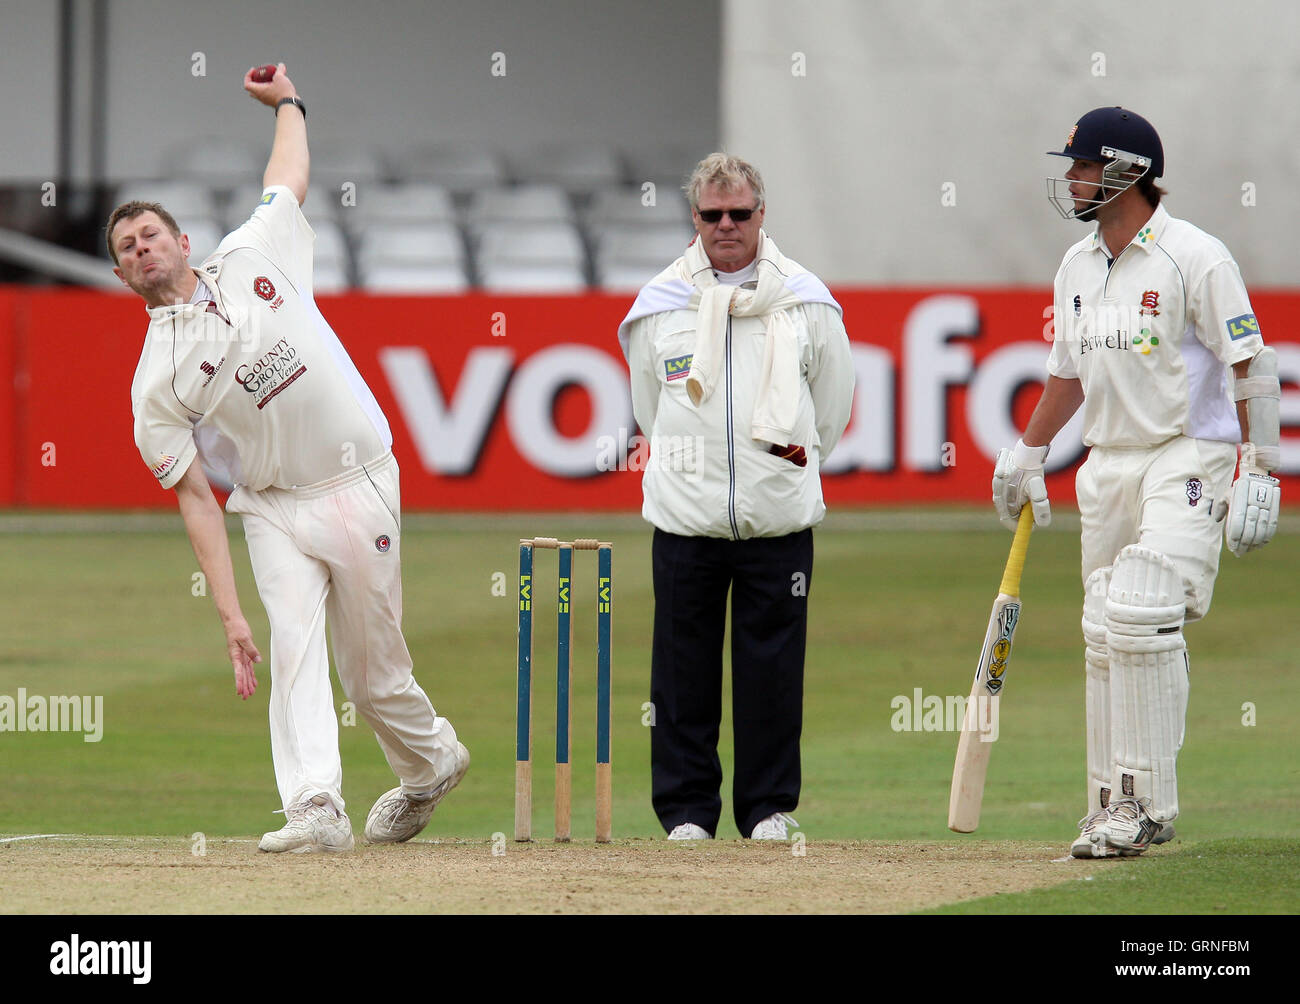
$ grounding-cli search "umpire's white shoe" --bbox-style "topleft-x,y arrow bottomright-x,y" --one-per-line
259,796 -> 354,854
365,742 -> 471,843
667,823 -> 712,840
750,812 -> 799,840
1070,799 -> 1170,858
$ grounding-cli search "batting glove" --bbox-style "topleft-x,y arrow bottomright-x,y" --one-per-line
992,439 -> 1051,531
1215,469 -> 1281,557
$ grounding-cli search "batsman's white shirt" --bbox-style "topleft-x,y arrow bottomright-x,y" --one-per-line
131,185 -> 391,491
1047,203 -> 1264,448
1048,204 -> 1266,620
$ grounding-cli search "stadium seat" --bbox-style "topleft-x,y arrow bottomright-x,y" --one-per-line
306,140 -> 386,195
595,224 -> 694,292
342,183 -> 457,235
312,219 -> 351,276
585,185 -> 693,229
465,185 -> 573,235
511,144 -> 624,193
163,139 -> 264,189
479,262 -> 587,293
358,223 -> 464,267
622,143 -> 701,186
475,221 -> 587,293
114,180 -> 220,223
395,145 -> 507,193
477,222 -> 585,269
356,222 -> 467,292
359,263 -> 470,294
313,260 -> 351,294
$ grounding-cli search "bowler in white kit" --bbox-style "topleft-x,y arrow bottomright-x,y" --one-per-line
993,107 -> 1280,858
109,63 -> 469,853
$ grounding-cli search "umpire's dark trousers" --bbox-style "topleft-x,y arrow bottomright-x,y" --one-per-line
650,527 -> 812,838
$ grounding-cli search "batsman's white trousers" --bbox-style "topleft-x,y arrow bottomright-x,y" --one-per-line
227,452 -> 460,812
1076,436 -> 1237,620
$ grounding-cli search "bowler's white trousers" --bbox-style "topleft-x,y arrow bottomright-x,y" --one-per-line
227,452 -> 460,812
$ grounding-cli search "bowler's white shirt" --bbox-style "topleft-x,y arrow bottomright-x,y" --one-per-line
131,186 -> 391,491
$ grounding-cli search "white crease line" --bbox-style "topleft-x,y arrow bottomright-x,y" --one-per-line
0,834 -> 74,843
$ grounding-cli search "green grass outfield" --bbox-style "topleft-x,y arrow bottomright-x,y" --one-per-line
1,508 -> 1295,913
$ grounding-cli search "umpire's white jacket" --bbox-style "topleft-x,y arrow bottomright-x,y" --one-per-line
618,233 -> 854,540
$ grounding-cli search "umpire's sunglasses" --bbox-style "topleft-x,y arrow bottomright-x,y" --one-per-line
696,206 -> 758,223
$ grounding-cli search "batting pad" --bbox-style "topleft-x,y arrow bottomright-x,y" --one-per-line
1082,566 -> 1112,813
1106,545 -> 1188,823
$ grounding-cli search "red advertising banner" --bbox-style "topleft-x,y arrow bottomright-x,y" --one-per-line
3,288 -> 1298,509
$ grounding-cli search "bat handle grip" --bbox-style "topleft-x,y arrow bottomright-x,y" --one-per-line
998,507 -> 1034,596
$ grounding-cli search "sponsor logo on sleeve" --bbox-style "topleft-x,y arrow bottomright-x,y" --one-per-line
149,454 -> 179,480
259,191 -> 276,206
664,354 -> 692,382
1226,313 -> 1259,340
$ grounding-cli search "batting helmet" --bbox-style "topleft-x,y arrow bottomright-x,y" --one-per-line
1046,107 -> 1164,220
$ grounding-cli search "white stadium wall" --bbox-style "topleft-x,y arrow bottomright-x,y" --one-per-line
0,2 -> 60,180
721,0 -> 1300,286
0,0 -> 720,183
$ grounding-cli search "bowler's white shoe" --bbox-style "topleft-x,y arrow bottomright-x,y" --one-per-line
1070,799 -> 1169,858
667,822 -> 712,840
259,796 -> 354,854
750,812 -> 799,840
365,742 -> 471,843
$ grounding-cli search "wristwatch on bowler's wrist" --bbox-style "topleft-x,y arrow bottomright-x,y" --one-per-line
275,96 -> 306,121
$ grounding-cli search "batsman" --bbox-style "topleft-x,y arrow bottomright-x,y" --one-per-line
993,107 -> 1281,858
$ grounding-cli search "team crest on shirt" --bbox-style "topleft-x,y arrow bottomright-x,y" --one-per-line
1139,290 -> 1160,316
375,535 -> 391,553
1186,478 -> 1203,506
1073,294 -> 1081,317
253,275 -> 285,312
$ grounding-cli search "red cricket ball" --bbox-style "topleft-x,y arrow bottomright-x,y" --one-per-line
251,65 -> 277,83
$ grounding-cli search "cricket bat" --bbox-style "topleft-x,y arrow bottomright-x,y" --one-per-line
948,505 -> 1034,833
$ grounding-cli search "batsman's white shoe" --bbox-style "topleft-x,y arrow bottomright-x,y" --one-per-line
1070,799 -> 1167,858
667,822 -> 712,840
1070,808 -> 1111,859
365,741 -> 471,843
750,812 -> 799,840
259,797 -> 354,854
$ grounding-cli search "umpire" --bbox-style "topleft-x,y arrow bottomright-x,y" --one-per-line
617,154 -> 854,840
